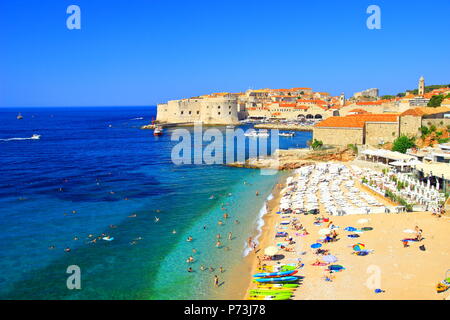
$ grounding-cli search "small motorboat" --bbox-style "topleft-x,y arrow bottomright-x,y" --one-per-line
153,126 -> 163,136
30,134 -> 41,140
279,132 -> 295,137
244,129 -> 269,138
17,113 -> 23,120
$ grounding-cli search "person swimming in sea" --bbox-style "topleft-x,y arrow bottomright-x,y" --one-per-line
223,213 -> 229,219
186,256 -> 194,263
187,267 -> 193,273
64,247 -> 71,252
216,240 -> 221,248
235,220 -> 239,224
218,220 -> 223,226
172,230 -> 177,234
200,265 -> 206,271
187,236 -> 193,242
154,217 -> 160,223
216,233 -> 221,239
128,213 -> 137,218
255,191 -> 259,196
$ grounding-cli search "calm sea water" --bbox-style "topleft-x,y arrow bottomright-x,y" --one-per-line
0,107 -> 311,299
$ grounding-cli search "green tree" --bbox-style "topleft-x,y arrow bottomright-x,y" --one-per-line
311,139 -> 323,150
419,126 -> 430,137
427,95 -> 444,107
392,135 -> 416,154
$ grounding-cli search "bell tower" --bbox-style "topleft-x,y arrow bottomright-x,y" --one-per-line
418,76 -> 425,96
339,93 -> 346,106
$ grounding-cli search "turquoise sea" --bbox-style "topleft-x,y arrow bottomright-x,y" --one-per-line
0,107 -> 312,299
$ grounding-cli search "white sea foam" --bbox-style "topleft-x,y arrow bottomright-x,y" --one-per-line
243,193 -> 272,257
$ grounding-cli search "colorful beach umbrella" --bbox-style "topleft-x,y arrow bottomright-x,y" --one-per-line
328,264 -> 345,271
352,243 -> 365,252
323,255 -> 338,263
318,228 -> 331,235
264,246 -> 279,256
311,243 -> 322,249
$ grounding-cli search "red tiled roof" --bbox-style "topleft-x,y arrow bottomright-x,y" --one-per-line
315,114 -> 399,128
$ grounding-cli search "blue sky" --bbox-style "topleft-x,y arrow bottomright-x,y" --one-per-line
0,0 -> 449,107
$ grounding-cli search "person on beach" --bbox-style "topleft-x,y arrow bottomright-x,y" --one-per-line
214,275 -> 219,287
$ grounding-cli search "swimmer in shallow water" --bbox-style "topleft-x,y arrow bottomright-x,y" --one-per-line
154,217 -> 160,223
187,236 -> 193,242
172,230 -> 177,234
128,214 -> 137,218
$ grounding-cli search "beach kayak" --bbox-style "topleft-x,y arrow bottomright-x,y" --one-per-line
259,265 -> 297,272
249,289 -> 293,295
257,283 -> 298,289
248,295 -> 291,300
253,270 -> 297,278
254,276 -> 298,283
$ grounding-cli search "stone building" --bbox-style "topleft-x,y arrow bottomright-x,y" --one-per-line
156,95 -> 240,125
399,107 -> 450,137
313,114 -> 399,146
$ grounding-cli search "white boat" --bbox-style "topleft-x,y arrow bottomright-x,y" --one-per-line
30,134 -> 40,140
245,130 -> 269,138
279,132 -> 295,137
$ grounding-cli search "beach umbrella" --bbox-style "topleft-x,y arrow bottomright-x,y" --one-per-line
328,264 -> 345,271
318,228 -> 331,235
352,243 -> 365,251
264,246 -> 279,256
323,255 -> 338,263
311,243 -> 322,249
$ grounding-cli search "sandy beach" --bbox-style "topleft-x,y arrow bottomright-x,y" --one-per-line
235,164 -> 450,300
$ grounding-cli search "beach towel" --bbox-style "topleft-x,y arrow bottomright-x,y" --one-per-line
312,262 -> 328,266
347,234 -> 360,238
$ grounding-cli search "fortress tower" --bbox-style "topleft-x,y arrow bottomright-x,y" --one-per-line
418,76 -> 425,96
339,93 -> 346,106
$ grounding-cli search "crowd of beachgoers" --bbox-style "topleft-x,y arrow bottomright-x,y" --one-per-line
243,163 -> 450,300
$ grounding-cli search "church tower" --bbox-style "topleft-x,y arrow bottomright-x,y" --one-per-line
339,93 -> 346,106
418,76 -> 425,96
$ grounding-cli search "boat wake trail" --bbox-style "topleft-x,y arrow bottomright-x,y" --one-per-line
0,134 -> 40,141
